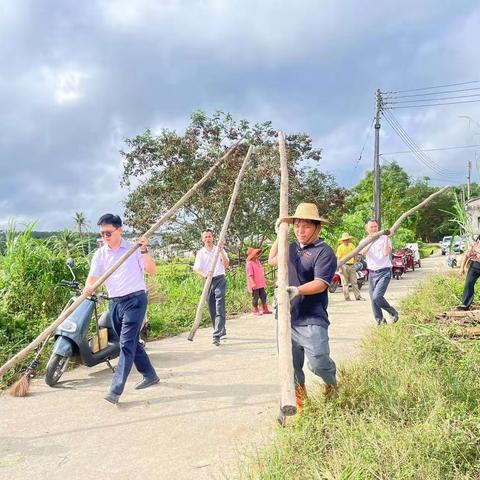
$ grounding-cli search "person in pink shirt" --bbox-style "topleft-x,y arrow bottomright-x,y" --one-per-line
245,247 -> 272,315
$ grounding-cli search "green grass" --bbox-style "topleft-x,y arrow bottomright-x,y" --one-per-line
146,262 -> 252,338
241,273 -> 480,480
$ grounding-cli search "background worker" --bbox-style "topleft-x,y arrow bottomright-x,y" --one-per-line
193,229 -> 230,346
336,232 -> 365,302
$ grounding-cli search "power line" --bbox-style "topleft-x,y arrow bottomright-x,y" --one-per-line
385,93 -> 480,105
383,86 -> 480,99
380,144 -> 480,155
355,116 -> 375,168
383,80 -> 480,94
382,110 -> 461,179
381,109 -> 462,180
388,98 -> 480,109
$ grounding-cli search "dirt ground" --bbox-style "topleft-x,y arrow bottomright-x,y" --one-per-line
0,254 -> 446,480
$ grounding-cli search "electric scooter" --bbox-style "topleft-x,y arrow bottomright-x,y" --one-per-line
45,258 -> 120,387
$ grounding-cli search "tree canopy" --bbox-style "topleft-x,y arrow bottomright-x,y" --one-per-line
121,110 -> 347,256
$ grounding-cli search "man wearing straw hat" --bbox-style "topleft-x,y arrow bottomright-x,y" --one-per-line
336,232 -> 365,302
193,229 -> 230,346
269,203 -> 338,411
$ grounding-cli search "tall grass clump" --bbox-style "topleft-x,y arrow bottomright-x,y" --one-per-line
242,272 -> 480,480
0,222 -> 89,387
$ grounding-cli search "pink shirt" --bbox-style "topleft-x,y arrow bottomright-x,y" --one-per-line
246,259 -> 266,293
363,235 -> 392,270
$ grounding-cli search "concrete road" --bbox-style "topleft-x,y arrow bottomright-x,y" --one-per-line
0,254 -> 446,480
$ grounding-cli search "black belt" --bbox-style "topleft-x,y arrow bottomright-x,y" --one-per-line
110,290 -> 146,303
368,267 -> 391,273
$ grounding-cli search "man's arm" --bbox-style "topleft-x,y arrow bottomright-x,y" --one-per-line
383,236 -> 392,257
297,279 -> 328,295
218,241 -> 230,268
460,253 -> 470,275
83,275 -> 98,296
268,240 -> 278,267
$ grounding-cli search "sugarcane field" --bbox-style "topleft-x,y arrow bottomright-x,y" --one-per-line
1,2 -> 480,480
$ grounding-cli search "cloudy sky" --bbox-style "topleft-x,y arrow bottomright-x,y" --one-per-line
1,0 -> 480,231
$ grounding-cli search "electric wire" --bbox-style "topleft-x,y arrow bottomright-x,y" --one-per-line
383,86 -> 480,99
385,93 -> 480,105
380,144 -> 480,155
383,80 -> 480,94
355,116 -> 375,168
388,98 -> 480,109
382,109 -> 462,178
381,109 -> 463,180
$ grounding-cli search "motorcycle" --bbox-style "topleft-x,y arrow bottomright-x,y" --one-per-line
391,250 -> 405,280
45,258 -> 120,387
403,247 -> 415,271
329,256 -> 368,293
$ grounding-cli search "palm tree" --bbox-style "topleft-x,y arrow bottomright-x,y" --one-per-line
73,212 -> 88,237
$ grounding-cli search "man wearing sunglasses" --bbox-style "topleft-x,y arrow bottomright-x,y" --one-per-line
83,213 -> 159,404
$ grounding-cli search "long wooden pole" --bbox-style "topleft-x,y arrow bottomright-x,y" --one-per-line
188,145 -> 254,341
277,131 -> 297,416
337,186 -> 450,268
0,142 -> 241,380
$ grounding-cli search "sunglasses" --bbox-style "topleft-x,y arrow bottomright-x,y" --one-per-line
100,228 -> 119,238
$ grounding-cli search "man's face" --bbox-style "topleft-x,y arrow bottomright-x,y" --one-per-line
99,224 -> 122,247
342,239 -> 350,245
366,221 -> 379,235
294,219 -> 320,245
202,231 -> 214,247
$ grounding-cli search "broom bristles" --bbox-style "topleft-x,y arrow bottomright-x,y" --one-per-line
8,374 -> 31,397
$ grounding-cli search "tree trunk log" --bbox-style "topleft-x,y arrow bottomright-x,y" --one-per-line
0,142 -> 241,380
337,186 -> 450,268
276,131 -> 297,416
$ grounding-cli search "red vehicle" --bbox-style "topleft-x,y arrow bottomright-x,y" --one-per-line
391,250 -> 405,279
402,247 -> 415,271
329,256 -> 369,293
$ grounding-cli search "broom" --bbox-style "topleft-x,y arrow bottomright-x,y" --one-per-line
8,335 -> 51,397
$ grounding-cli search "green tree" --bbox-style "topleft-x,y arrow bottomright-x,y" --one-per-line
73,211 -> 88,237
120,110 -> 347,257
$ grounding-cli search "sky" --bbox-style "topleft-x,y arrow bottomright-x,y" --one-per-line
1,0 -> 480,231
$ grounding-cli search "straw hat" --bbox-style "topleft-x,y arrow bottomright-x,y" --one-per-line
339,232 -> 353,242
246,247 -> 263,261
280,203 -> 329,224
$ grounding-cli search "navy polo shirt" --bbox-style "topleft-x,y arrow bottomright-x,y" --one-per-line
288,238 -> 337,327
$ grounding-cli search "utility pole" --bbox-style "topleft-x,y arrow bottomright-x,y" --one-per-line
373,89 -> 382,227
467,159 -> 472,200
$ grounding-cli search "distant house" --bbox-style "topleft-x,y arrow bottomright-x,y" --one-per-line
465,197 -> 480,237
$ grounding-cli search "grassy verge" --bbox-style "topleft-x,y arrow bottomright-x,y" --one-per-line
242,273 -> 480,479
146,262 -> 252,338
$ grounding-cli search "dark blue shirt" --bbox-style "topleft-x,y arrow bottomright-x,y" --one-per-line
288,239 -> 337,327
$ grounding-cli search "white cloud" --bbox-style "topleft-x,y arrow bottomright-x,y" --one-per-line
40,67 -> 90,105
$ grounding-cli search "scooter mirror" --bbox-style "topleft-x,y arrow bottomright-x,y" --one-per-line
66,257 -> 75,268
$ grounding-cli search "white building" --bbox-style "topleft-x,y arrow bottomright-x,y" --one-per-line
465,197 -> 480,237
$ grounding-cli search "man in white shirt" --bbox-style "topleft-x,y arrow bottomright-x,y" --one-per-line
361,219 -> 399,326
193,229 -> 230,346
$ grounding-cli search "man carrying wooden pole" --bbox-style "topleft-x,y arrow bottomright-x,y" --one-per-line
188,145 -> 253,342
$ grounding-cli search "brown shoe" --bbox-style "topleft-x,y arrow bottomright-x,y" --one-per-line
295,384 -> 307,413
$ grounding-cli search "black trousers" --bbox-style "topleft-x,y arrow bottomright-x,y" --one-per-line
252,287 -> 267,307
461,266 -> 480,307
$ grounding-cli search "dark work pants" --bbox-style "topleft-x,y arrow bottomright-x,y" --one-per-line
208,275 -> 226,340
109,292 -> 157,396
252,287 -> 267,307
461,266 -> 480,307
368,268 -> 397,323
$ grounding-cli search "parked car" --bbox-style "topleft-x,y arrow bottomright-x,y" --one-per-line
452,236 -> 465,254
440,236 -> 452,255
